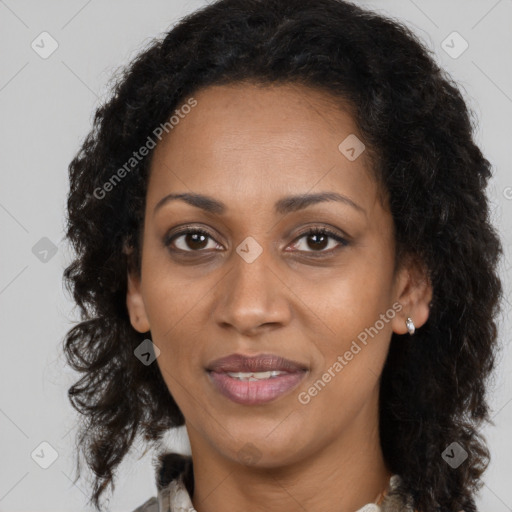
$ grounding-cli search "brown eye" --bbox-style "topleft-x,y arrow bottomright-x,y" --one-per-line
164,226 -> 349,256
291,228 -> 348,254
165,229 -> 221,252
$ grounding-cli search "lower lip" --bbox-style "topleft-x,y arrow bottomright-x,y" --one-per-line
207,370 -> 307,405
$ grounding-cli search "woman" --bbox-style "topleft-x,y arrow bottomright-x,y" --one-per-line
62,0 -> 503,511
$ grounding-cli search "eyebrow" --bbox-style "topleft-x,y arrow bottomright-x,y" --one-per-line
153,191 -> 366,217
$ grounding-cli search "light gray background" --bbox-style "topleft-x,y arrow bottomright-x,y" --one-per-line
0,1 -> 511,511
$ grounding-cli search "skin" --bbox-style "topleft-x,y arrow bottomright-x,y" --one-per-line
126,82 -> 432,512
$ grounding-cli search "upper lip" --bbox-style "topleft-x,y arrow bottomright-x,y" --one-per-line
206,353 -> 308,373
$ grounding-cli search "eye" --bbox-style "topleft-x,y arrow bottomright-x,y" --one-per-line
290,227 -> 348,255
164,226 -> 349,255
165,227 -> 221,252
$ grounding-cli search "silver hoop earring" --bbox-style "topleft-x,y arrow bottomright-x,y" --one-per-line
405,317 -> 415,335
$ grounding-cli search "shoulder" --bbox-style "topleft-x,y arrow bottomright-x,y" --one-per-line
130,452 -> 193,512
381,475 -> 416,512
131,496 -> 159,512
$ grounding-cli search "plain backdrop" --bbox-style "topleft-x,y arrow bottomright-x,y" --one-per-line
0,1 -> 511,511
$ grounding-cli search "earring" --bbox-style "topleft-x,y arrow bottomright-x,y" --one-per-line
405,317 -> 415,335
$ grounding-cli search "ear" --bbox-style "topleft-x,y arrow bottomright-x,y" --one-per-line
391,253 -> 433,335
125,247 -> 151,333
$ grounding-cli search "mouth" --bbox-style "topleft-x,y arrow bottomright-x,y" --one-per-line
206,353 -> 309,405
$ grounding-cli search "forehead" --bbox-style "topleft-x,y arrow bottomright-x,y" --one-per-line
147,82 -> 380,215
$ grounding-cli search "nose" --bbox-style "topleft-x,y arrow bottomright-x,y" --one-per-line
213,244 -> 292,336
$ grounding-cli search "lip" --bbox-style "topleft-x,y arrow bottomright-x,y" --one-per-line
206,353 -> 309,373
206,353 -> 309,405
208,371 -> 307,405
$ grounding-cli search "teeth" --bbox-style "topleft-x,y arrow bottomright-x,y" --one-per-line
226,370 -> 288,381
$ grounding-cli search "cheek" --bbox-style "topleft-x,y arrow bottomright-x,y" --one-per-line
139,266 -> 210,397
152,314 -> 207,417
315,258 -> 394,334
140,242 -> 211,336
300,282 -> 393,425
305,251 -> 395,383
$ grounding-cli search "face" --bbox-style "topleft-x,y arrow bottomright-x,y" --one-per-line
126,82 -> 431,469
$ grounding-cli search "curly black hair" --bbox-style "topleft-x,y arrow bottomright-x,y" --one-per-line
62,0 -> 503,510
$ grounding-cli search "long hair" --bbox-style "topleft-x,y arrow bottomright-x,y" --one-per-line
63,1 -> 503,510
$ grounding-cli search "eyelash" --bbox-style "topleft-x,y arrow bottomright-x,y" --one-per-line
164,226 -> 349,257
